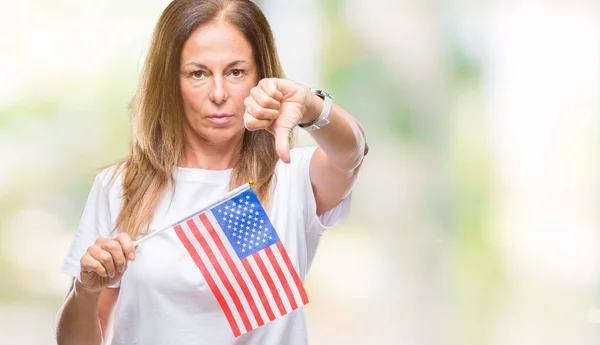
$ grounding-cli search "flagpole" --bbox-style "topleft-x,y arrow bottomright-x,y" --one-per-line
133,181 -> 253,247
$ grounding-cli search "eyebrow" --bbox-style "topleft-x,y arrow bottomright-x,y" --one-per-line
183,60 -> 248,69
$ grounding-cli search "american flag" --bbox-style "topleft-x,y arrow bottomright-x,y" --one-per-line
172,184 -> 309,337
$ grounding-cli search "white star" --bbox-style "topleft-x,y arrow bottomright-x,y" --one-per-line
246,195 -> 250,199
235,216 -> 239,220
237,241 -> 241,245
228,219 -> 232,223
238,204 -> 242,209
232,202 -> 236,206
262,239 -> 266,243
227,225 -> 231,229
253,223 -> 257,227
249,245 -> 253,249
244,207 -> 248,211
225,206 -> 229,210
242,212 -> 246,217
245,231 -> 249,235
234,222 -> 238,226
251,228 -> 256,233
251,234 -> 255,238
259,225 -> 262,229
222,217 -> 226,221
257,231 -> 261,235
245,201 -> 249,205
218,209 -> 222,213
244,237 -> 248,241
229,214 -> 234,218
242,249 -> 246,253
243,243 -> 247,247
224,211 -> 228,215
251,203 -> 255,208
260,219 -> 263,223
269,236 -> 272,239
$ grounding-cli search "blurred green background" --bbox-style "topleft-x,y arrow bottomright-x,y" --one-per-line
1,0 -> 599,344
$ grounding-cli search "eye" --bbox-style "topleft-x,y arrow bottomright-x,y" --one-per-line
230,68 -> 245,78
190,70 -> 206,79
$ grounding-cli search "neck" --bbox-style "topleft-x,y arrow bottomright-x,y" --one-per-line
178,130 -> 244,170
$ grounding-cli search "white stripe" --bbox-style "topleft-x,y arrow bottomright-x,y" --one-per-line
196,215 -> 259,330
180,220 -> 245,333
257,248 -> 293,314
245,254 -> 283,319
204,211 -> 273,326
271,244 -> 304,309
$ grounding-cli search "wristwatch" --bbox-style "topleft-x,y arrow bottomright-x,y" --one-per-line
298,89 -> 333,132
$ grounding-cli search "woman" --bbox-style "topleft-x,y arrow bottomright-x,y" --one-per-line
55,0 -> 367,344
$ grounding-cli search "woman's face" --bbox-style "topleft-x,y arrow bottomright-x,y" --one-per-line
179,20 -> 258,145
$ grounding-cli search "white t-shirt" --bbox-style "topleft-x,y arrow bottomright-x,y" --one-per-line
62,147 -> 352,345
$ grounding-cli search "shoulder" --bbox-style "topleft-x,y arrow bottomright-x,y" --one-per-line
275,146 -> 317,175
272,146 -> 318,202
94,163 -> 126,196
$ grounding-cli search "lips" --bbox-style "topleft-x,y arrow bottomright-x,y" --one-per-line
207,113 -> 233,124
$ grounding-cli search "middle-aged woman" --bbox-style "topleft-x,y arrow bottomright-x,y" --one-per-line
56,0 -> 367,344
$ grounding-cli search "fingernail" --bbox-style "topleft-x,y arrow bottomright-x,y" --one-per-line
119,266 -> 124,273
129,253 -> 135,261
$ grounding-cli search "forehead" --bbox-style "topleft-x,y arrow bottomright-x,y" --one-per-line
181,20 -> 254,66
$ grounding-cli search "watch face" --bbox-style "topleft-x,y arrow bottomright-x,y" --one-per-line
310,89 -> 331,99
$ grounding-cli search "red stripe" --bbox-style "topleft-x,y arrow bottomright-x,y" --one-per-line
252,252 -> 286,316
199,214 -> 264,327
276,242 -> 309,305
241,259 -> 276,321
174,225 -> 240,337
265,246 -> 298,310
186,219 -> 253,333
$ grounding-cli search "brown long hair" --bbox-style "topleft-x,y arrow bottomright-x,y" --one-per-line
112,0 -> 285,239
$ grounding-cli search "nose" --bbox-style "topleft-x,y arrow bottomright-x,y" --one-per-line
208,76 -> 228,105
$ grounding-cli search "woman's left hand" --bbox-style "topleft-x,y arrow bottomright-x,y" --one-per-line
243,78 -> 319,163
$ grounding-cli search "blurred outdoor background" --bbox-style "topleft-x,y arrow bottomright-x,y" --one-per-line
1,0 -> 600,344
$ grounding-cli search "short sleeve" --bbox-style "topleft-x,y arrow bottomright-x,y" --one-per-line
61,172 -> 120,288
291,146 -> 353,234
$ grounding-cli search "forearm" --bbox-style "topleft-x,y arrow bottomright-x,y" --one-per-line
302,93 -> 367,171
56,281 -> 103,345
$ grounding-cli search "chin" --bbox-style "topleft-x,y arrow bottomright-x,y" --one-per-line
201,125 -> 245,144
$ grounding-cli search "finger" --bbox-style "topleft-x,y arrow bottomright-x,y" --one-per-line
80,252 -> 108,278
274,126 -> 292,163
244,111 -> 273,131
89,244 -> 117,279
99,238 -> 127,273
245,98 -> 280,120
265,126 -> 275,136
251,86 -> 280,110
258,78 -> 283,101
114,233 -> 136,262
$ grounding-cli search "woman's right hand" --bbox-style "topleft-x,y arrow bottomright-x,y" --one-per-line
78,233 -> 137,294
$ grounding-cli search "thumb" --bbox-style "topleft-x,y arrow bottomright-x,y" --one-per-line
274,126 -> 291,164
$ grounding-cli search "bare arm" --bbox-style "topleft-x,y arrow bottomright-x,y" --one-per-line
243,78 -> 368,216
303,95 -> 367,216
56,279 -> 119,345
56,233 -> 135,345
